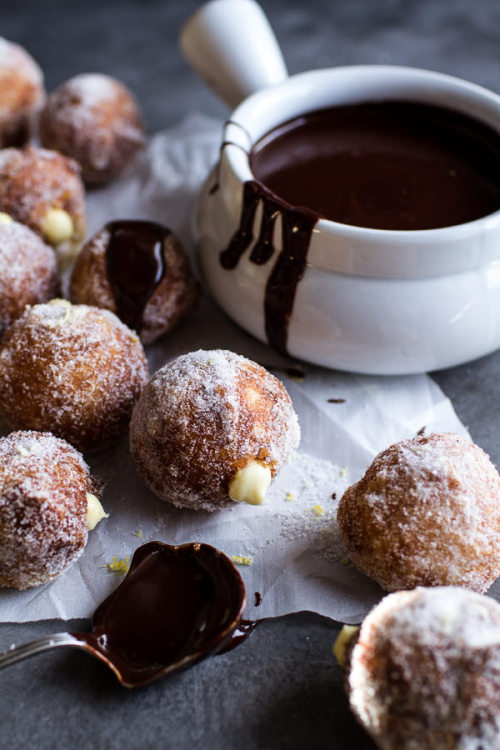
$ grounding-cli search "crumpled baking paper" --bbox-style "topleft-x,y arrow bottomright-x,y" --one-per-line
0,114 -> 479,624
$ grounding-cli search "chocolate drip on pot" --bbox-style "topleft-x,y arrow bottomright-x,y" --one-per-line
220,180 -> 317,356
264,205 -> 316,355
220,181 -> 261,269
105,220 -> 170,333
249,196 -> 280,265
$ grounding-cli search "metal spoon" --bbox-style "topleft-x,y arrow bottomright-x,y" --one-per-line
0,541 -> 247,688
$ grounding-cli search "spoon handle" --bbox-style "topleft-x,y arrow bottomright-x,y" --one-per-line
0,632 -> 86,670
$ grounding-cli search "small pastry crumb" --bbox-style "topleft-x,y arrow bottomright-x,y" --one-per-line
105,555 -> 130,574
132,530 -> 143,538
232,555 -> 253,566
285,492 -> 295,502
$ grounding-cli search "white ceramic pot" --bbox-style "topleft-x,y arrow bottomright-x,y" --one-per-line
181,0 -> 500,375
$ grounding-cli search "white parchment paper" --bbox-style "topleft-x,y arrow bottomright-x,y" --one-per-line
0,114 -> 474,623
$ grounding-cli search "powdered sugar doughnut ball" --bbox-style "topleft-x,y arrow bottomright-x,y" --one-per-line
0,299 -> 149,451
0,38 -> 45,147
0,146 -> 86,256
0,431 -> 105,589
345,587 -> 500,750
70,220 -> 200,343
337,433 -> 500,593
130,350 -> 300,511
40,73 -> 144,184
0,216 -> 57,332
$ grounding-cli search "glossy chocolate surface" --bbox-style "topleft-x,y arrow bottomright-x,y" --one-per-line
72,541 -> 246,687
250,101 -> 500,231
105,220 -> 170,333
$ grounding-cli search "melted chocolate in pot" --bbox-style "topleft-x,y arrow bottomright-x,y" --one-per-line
220,101 -> 500,355
105,220 -> 170,333
72,541 -> 246,687
250,101 -> 500,231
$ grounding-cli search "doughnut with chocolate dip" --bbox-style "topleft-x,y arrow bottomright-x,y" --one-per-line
70,220 -> 199,343
0,431 -> 107,590
130,349 -> 300,511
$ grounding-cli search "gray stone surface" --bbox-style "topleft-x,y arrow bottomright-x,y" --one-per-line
0,1 -> 499,748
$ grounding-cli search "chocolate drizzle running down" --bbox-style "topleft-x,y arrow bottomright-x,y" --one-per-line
105,220 -> 170,333
220,181 -> 317,356
72,541 -> 246,688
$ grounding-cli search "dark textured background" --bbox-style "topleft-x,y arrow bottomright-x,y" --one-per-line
1,1 -> 499,747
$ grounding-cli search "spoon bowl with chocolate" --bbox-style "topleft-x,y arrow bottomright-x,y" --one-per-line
0,541 -> 247,688
182,0 -> 500,375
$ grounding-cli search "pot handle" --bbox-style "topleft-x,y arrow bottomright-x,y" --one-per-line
180,0 -> 289,109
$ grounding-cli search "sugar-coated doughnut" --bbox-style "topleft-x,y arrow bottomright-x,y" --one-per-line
0,430 -> 104,589
0,146 -> 85,255
345,587 -> 500,749
0,299 -> 149,451
40,73 -> 144,184
337,432 -> 500,593
0,216 -> 57,332
0,38 -> 44,147
130,349 -> 300,511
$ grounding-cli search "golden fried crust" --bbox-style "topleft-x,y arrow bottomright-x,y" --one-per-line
0,38 -> 45,147
130,349 -> 300,511
70,225 -> 200,343
0,300 -> 149,451
347,588 -> 500,750
0,430 -> 94,589
0,221 -> 57,332
0,146 -> 86,247
337,433 -> 500,593
39,73 -> 144,184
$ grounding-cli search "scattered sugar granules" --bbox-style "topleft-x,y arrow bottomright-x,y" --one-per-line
269,450 -> 350,561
